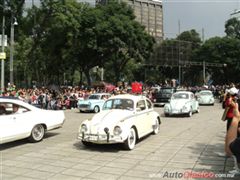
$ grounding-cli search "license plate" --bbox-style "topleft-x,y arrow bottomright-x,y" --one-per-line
89,136 -> 98,141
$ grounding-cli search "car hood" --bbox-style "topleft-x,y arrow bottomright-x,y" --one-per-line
78,99 -> 101,104
199,95 -> 212,99
169,99 -> 189,109
87,110 -> 134,133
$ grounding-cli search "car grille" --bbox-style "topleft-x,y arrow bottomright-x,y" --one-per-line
79,104 -> 90,108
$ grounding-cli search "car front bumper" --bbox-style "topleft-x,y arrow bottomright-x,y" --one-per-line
77,133 -> 124,144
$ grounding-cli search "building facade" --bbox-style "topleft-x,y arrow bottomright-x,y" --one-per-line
97,0 -> 163,42
123,0 -> 163,42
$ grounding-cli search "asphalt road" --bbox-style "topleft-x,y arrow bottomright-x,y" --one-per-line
0,101 -> 239,180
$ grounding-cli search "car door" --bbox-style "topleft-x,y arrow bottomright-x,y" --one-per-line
134,100 -> 149,137
0,103 -> 32,143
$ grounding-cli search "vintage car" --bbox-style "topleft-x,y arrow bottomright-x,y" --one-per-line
77,93 -> 111,113
0,98 -> 65,144
77,94 -> 161,150
152,87 -> 177,106
164,91 -> 199,117
196,90 -> 215,105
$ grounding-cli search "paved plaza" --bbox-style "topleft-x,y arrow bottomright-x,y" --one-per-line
0,102 -> 239,180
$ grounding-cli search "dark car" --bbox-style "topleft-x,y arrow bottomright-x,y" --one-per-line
152,87 -> 177,107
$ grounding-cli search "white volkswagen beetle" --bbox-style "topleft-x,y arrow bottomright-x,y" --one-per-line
164,91 -> 199,117
78,94 -> 161,150
196,90 -> 215,105
0,98 -> 65,144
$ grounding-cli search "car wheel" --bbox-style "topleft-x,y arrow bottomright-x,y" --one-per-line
196,107 -> 200,113
165,113 -> 169,117
188,109 -> 192,117
93,106 -> 100,113
152,118 -> 160,135
123,128 -> 136,150
82,141 -> 93,146
29,124 -> 45,143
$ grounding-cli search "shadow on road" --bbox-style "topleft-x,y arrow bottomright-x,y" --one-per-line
0,132 -> 59,150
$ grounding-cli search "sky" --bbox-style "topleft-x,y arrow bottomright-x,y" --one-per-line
163,0 -> 240,40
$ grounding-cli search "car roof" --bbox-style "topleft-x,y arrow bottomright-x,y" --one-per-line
108,94 -> 147,102
91,93 -> 111,96
0,98 -> 37,110
174,91 -> 192,94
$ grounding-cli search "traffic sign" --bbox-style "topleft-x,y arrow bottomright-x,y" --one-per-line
0,52 -> 6,59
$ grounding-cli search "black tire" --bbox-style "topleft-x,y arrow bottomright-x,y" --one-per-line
188,109 -> 193,117
152,118 -> 160,135
29,124 -> 45,143
165,113 -> 169,117
93,106 -> 100,113
123,128 -> 136,150
82,141 -> 93,146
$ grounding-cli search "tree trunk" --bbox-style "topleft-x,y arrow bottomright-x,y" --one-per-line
84,69 -> 91,87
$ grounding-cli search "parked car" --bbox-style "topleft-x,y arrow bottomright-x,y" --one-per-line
196,90 -> 215,105
77,94 -> 161,150
152,87 -> 176,106
164,91 -> 200,117
0,98 -> 65,144
77,93 -> 111,113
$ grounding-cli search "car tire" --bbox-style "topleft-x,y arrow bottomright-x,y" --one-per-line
152,118 -> 160,135
165,113 -> 169,117
82,141 -> 93,146
123,128 -> 136,150
93,106 -> 100,113
188,109 -> 192,117
29,124 -> 45,143
196,107 -> 200,113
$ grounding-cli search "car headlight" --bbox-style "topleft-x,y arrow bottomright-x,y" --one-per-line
80,124 -> 88,133
113,126 -> 122,135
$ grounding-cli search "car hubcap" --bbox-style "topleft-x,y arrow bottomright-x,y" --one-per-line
33,126 -> 44,140
128,129 -> 135,148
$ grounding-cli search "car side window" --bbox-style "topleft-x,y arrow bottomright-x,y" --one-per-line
136,100 -> 146,111
0,105 -> 6,115
146,100 -> 153,109
9,103 -> 28,114
103,100 -> 112,110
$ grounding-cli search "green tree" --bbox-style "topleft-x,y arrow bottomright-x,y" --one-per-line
96,1 -> 154,83
193,36 -> 240,84
225,17 -> 240,39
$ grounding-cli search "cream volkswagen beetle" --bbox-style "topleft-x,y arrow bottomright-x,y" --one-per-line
78,94 -> 161,150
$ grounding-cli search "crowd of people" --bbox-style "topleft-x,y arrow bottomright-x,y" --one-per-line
0,83 -> 233,110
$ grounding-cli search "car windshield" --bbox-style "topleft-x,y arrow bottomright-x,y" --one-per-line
172,93 -> 189,99
200,91 -> 212,96
88,95 -> 100,100
103,99 -> 134,111
161,89 -> 173,93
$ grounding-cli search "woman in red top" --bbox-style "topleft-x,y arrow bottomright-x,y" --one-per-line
225,87 -> 239,156
225,88 -> 239,130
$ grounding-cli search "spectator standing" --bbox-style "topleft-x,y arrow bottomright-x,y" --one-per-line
224,87 -> 239,156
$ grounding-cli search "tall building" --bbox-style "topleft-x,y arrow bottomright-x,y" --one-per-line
123,0 -> 163,42
98,0 -> 163,42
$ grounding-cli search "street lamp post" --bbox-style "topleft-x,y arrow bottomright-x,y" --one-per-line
1,0 -> 5,93
9,16 -> 17,85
